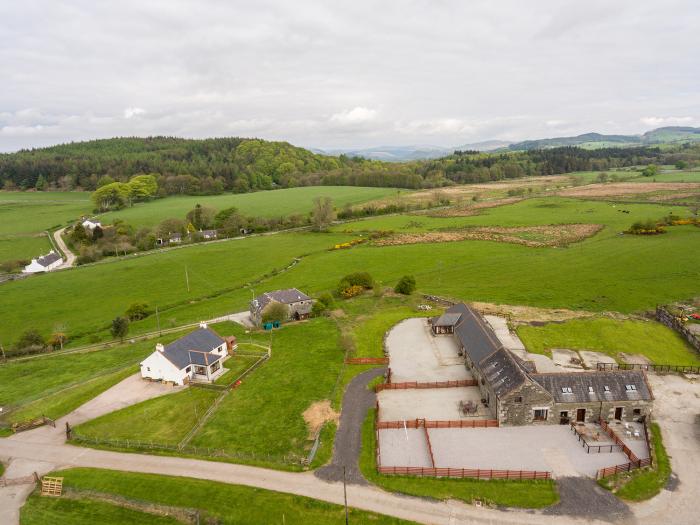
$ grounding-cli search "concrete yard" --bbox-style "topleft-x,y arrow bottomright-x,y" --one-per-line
385,318 -> 470,383
379,425 -> 632,477
377,387 -> 488,422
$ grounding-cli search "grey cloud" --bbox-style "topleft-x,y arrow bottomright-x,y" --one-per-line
0,0 -> 698,152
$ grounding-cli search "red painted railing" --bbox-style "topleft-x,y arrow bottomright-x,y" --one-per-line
375,379 -> 477,392
376,419 -> 498,429
377,466 -> 551,480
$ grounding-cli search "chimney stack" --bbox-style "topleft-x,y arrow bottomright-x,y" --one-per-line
156,343 -> 164,352
199,321 -> 208,329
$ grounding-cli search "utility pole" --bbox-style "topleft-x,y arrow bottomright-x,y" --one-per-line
156,306 -> 161,336
185,265 -> 190,293
0,343 -> 5,361
343,466 -> 349,525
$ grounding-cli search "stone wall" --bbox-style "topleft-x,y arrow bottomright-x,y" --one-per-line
499,382 -> 553,425
555,400 -> 653,424
656,306 -> 700,352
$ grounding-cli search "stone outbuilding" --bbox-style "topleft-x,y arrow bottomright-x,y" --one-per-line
249,288 -> 313,326
430,303 -> 654,426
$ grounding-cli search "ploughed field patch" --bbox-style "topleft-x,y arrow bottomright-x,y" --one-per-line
426,197 -> 524,217
373,223 -> 603,248
558,182 -> 700,200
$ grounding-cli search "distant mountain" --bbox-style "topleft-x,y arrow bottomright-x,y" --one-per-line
504,126 -> 700,151
319,140 -> 512,161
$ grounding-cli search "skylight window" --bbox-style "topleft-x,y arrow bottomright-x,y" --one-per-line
588,386 -> 594,393
625,384 -> 637,391
561,387 -> 573,394
604,386 -> 611,392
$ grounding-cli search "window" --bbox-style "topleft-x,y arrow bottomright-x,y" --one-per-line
146,367 -> 151,372
194,365 -> 206,375
533,409 -> 548,421
210,361 -> 221,373
185,366 -> 191,373
514,396 -> 523,403
560,411 -> 568,418
561,387 -> 573,394
633,408 -> 642,415
588,386 -> 594,393
625,384 -> 637,391
604,386 -> 611,392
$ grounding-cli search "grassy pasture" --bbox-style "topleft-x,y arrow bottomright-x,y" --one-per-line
517,318 -> 700,366
21,468 -> 415,524
101,186 -> 401,228
1,197 -> 698,350
0,191 -> 91,262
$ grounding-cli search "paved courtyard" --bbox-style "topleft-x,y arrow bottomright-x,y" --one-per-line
377,387 -> 488,422
379,424 -> 637,477
385,318 -> 471,383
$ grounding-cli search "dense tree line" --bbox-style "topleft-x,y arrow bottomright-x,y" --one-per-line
1,137 -> 699,193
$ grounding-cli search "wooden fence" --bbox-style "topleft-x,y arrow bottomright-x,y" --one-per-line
596,362 -> 700,375
377,466 -> 551,480
569,423 -> 623,454
0,473 -> 39,487
375,379 -> 478,392
376,419 -> 498,429
596,418 -> 654,479
345,357 -> 389,365
11,416 -> 55,433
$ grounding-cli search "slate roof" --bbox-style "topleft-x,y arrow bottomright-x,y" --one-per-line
531,371 -> 653,404
161,328 -> 225,370
481,348 -> 528,396
36,251 -> 62,267
431,312 -> 463,327
201,229 -> 217,237
251,288 -> 311,313
449,303 -> 503,366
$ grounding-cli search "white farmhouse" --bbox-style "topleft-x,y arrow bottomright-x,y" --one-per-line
23,250 -> 63,273
81,218 -> 102,230
140,323 -> 237,385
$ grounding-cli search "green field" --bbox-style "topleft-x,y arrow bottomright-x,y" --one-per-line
360,409 -> 558,508
0,191 -> 91,262
71,319 -> 346,466
517,317 -> 700,366
1,197 -> 699,349
76,387 -> 219,445
21,468 -> 414,525
101,186 -> 402,228
0,331 -> 190,424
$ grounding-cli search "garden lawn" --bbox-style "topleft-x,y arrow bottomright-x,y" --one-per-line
360,410 -> 559,508
101,186 -> 401,228
214,354 -> 263,385
189,318 -> 344,461
598,423 -> 671,500
74,387 -> 219,445
517,318 -> 700,365
20,468 -> 415,525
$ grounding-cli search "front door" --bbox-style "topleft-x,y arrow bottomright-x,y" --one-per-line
614,407 -> 623,420
576,408 -> 586,422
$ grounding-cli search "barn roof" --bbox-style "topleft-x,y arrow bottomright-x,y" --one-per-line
531,370 -> 653,404
36,251 -> 62,267
251,288 -> 311,313
449,303 -> 503,366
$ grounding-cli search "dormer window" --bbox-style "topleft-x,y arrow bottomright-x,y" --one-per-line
625,384 -> 637,391
561,387 -> 573,394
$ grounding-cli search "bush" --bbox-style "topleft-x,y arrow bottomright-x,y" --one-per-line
0,259 -> 29,273
627,219 -> 665,235
12,329 -> 47,356
394,275 -> 416,295
110,317 -> 130,341
125,302 -> 150,321
337,272 -> 374,295
341,285 -> 365,298
261,301 -> 289,324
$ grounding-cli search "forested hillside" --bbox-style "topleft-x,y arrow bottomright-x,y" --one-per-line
1,136 -> 699,193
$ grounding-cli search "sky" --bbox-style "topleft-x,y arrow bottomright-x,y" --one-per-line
1,0 -> 699,152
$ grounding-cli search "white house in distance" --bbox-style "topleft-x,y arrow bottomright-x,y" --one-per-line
81,218 -> 102,230
23,250 -> 63,273
140,323 -> 238,385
